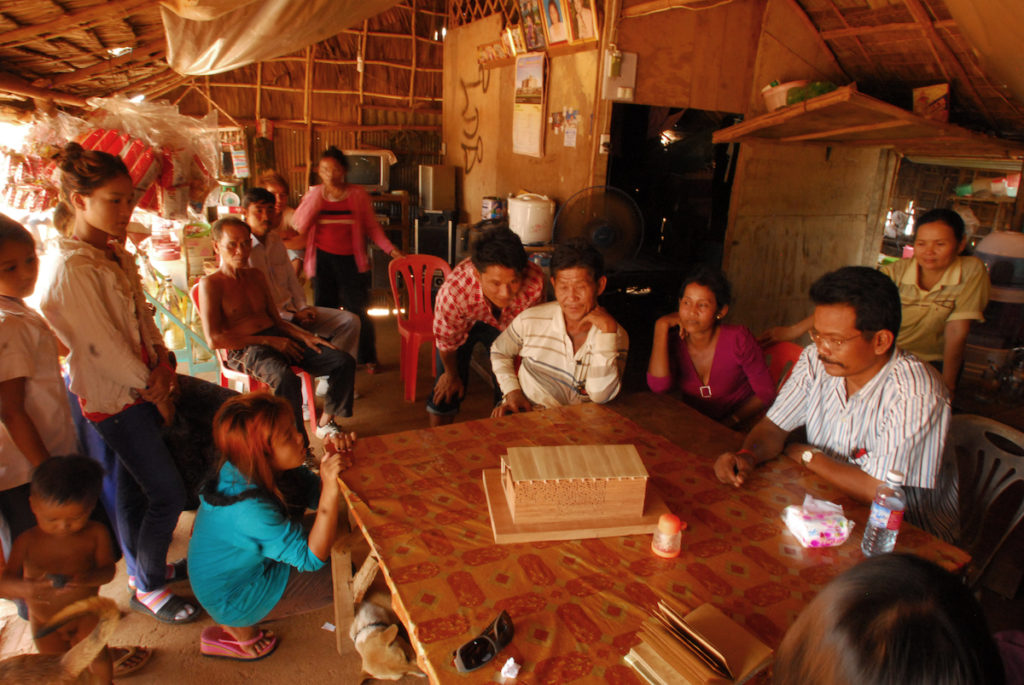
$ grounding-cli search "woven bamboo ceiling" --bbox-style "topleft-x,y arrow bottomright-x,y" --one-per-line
0,0 -> 447,125
0,0 -> 1022,143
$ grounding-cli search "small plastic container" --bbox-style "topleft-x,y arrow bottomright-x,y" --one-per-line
651,513 -> 684,558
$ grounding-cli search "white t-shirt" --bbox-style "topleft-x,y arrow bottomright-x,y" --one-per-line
0,297 -> 77,491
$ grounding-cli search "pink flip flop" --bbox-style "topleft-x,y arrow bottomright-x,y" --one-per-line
200,626 -> 279,661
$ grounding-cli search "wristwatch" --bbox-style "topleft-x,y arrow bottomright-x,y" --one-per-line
801,449 -> 815,466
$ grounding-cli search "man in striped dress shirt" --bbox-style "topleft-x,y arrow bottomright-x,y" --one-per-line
714,267 -> 954,539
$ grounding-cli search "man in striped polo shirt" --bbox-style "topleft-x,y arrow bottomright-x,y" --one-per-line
714,267 -> 954,539
490,238 -> 629,415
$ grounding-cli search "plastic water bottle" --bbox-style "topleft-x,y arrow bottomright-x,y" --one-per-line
861,469 -> 906,556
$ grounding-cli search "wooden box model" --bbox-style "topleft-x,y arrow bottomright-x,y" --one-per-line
500,444 -> 648,524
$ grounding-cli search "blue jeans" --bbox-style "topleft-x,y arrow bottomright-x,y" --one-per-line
94,402 -> 186,592
426,322 -> 502,416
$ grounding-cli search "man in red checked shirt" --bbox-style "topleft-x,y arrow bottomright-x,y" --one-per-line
428,227 -> 545,426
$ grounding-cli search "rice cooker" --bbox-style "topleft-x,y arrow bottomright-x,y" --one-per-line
508,193 -> 555,245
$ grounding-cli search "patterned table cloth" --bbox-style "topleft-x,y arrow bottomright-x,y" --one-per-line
339,400 -> 969,684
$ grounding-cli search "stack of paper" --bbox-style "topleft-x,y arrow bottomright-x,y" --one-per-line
625,601 -> 773,685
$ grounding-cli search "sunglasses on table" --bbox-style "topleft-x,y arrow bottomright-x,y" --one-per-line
452,610 -> 514,673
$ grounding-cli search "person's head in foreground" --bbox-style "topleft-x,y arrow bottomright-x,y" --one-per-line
774,553 -> 1005,685
550,238 -> 605,326
242,187 -> 278,240
30,455 -> 103,538
212,393 -> 306,506
471,226 -> 529,310
211,216 -> 253,271
808,266 -> 900,385
678,265 -> 732,337
912,208 -> 967,275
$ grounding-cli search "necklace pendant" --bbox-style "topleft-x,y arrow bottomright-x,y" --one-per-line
699,384 -> 712,398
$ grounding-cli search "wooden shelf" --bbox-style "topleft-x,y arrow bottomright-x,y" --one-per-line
712,85 -> 1024,161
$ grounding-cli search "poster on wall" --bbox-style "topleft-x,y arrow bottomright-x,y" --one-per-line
513,53 -> 546,158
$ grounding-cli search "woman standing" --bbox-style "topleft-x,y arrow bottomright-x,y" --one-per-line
647,266 -> 776,429
41,144 -> 202,624
292,147 -> 404,372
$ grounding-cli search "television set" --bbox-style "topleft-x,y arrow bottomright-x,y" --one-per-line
342,149 -> 393,194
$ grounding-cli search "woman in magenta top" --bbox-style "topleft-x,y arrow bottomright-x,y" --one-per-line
647,265 -> 775,429
293,147 -> 404,371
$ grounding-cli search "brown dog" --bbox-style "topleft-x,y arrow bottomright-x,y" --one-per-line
0,596 -> 119,684
349,601 -> 425,681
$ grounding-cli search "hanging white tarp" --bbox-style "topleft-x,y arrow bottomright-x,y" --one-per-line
160,0 -> 399,76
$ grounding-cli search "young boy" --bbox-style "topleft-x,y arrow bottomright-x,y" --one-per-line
0,455 -> 116,682
198,216 -> 356,442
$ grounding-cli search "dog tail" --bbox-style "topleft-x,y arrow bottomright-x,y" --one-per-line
34,597 -> 120,677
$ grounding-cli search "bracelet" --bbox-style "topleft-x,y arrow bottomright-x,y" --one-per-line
735,448 -> 757,464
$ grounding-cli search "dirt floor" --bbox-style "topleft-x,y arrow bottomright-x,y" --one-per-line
0,312 -> 495,683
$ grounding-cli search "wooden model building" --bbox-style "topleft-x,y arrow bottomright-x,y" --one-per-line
500,444 -> 649,524
482,444 -> 669,543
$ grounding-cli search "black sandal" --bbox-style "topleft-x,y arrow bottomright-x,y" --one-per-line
130,593 -> 202,624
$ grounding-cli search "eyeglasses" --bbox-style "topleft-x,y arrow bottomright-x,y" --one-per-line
808,329 -> 864,352
452,610 -> 514,673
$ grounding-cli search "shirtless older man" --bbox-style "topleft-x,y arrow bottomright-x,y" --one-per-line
198,217 -> 355,441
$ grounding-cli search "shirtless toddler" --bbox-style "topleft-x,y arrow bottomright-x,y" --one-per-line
0,456 -> 116,683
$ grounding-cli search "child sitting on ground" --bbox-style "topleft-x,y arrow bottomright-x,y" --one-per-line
0,456 -> 117,683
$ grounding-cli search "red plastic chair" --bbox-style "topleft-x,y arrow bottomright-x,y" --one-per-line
190,283 -> 318,436
763,341 -> 803,391
388,255 -> 452,402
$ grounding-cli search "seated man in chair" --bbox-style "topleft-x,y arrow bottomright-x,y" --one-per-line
244,187 -> 360,362
713,266 -> 954,539
490,238 -> 628,416
198,217 -> 355,442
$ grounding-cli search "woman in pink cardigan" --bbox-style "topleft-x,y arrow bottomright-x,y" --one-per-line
292,147 -> 404,372
647,265 -> 775,431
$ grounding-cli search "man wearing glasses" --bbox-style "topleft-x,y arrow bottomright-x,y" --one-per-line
714,266 -> 953,539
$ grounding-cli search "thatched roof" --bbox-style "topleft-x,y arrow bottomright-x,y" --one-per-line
0,0 -> 445,127
0,0 -> 1021,145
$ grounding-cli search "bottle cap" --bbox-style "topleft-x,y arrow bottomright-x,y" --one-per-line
885,469 -> 905,485
657,513 -> 681,535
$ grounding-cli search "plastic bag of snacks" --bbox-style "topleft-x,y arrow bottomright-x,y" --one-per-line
781,494 -> 854,548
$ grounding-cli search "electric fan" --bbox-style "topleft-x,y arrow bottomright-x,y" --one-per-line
552,186 -> 644,269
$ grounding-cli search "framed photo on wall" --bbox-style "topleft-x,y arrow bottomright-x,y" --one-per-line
541,0 -> 568,46
564,0 -> 598,43
518,0 -> 548,51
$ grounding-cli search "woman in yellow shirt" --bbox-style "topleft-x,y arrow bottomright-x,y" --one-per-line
762,209 -> 990,393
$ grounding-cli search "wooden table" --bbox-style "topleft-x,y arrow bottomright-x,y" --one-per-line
335,393 -> 969,684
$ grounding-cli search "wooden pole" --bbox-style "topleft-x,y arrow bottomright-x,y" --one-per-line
409,0 -> 418,109
256,61 -> 263,123
0,72 -> 87,106
358,19 -> 368,149
305,45 -> 314,187
191,82 -> 243,129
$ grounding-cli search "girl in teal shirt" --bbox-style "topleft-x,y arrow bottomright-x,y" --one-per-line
188,393 -> 353,661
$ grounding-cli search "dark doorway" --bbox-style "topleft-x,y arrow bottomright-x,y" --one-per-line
599,104 -> 741,390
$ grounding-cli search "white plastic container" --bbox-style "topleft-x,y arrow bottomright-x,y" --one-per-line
761,80 -> 810,111
507,193 -> 555,245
